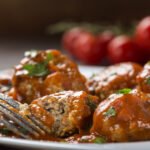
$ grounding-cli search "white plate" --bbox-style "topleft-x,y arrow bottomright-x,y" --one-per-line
0,66 -> 149,150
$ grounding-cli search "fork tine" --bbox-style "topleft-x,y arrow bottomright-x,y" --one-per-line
0,116 -> 32,139
28,115 -> 51,134
0,103 -> 39,138
0,94 -> 45,135
0,94 -> 51,138
0,94 -> 19,109
25,116 -> 46,135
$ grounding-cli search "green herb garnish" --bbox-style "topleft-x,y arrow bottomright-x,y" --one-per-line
117,88 -> 132,94
110,72 -> 117,76
103,107 -> 116,117
94,137 -> 106,144
45,52 -> 53,63
91,73 -> 97,78
24,50 -> 38,58
23,52 -> 53,77
87,97 -> 97,111
23,63 -> 49,77
146,77 -> 150,85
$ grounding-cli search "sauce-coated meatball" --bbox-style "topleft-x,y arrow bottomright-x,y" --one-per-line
86,62 -> 142,100
23,91 -> 99,138
12,50 -> 86,103
91,89 -> 150,142
137,62 -> 150,93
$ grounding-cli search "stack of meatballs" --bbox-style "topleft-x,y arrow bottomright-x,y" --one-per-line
0,49 -> 150,143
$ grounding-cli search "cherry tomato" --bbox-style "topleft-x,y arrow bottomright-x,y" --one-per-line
62,27 -> 86,55
73,32 -> 104,65
135,16 -> 150,53
108,35 -> 142,64
97,31 -> 114,57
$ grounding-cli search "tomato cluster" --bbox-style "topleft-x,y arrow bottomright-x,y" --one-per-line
62,17 -> 150,65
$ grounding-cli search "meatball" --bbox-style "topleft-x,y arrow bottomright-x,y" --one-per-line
91,89 -> 150,142
86,62 -> 142,100
12,50 -> 86,103
26,91 -> 99,138
137,62 -> 150,93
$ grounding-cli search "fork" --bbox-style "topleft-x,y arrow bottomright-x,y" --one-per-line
0,94 -> 50,139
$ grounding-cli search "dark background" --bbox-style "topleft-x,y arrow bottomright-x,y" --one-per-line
0,0 -> 150,68
0,0 -> 149,36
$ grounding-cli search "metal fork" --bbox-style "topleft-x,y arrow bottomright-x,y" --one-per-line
0,94 -> 51,139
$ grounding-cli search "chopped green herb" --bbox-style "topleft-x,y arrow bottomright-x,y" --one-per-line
60,140 -> 67,143
117,88 -> 132,94
24,50 -> 38,58
0,128 -> 11,135
23,52 -> 53,77
146,77 -> 150,85
91,73 -> 97,78
46,52 -> 53,63
110,72 -> 117,76
94,137 -> 106,144
103,107 -> 116,117
87,98 -> 97,111
23,63 -> 49,77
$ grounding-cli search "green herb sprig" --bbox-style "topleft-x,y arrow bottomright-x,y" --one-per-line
23,52 -> 53,77
94,137 -> 106,144
103,107 -> 116,117
146,77 -> 150,85
87,97 -> 97,111
117,88 -> 132,94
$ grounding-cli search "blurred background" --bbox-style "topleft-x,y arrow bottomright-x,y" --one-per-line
0,0 -> 150,69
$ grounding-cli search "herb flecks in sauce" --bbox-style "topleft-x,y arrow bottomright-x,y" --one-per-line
23,53 -> 53,77
117,88 -> 132,94
86,97 -> 97,111
110,72 -> 117,76
93,137 -> 106,144
145,77 -> 150,85
103,107 -> 116,117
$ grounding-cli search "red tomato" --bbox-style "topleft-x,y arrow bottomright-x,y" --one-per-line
73,32 -> 104,65
135,16 -> 150,53
108,35 -> 142,64
62,27 -> 86,55
97,31 -> 114,57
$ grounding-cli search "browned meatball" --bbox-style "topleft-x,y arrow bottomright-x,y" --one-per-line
91,89 -> 150,142
137,62 -> 150,93
22,91 -> 99,138
86,62 -> 142,100
12,50 -> 86,103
